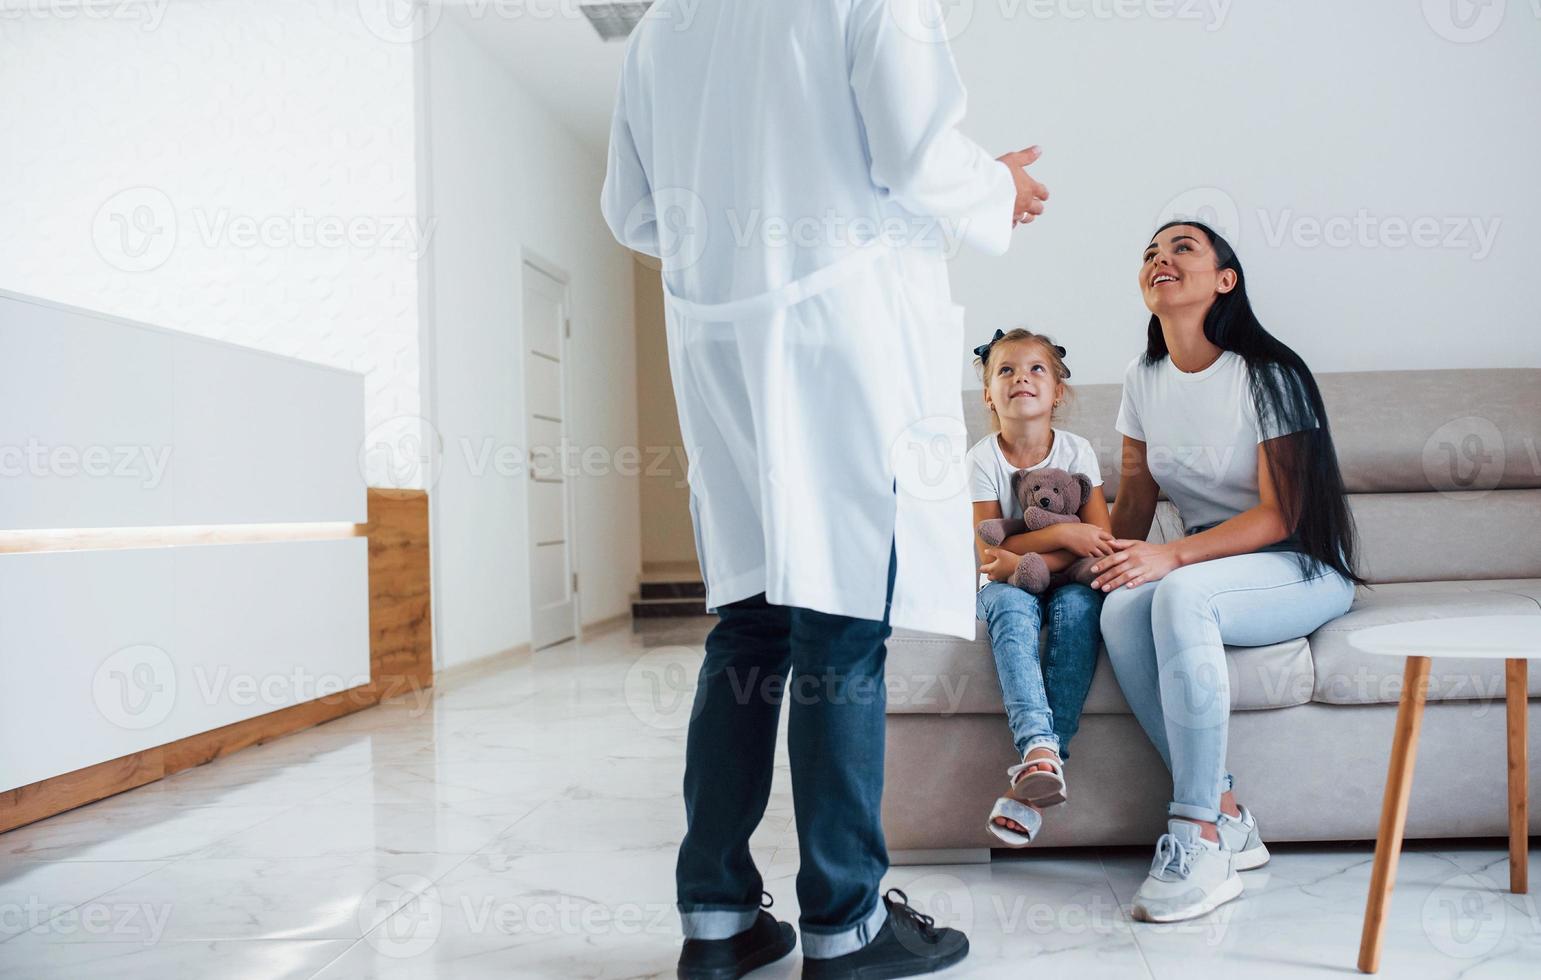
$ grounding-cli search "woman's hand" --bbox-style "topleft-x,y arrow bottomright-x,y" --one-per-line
979,546 -> 1024,583
1056,523 -> 1117,559
1088,540 -> 1182,591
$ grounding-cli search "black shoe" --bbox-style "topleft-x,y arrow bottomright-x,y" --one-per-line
677,895 -> 796,980
802,888 -> 969,979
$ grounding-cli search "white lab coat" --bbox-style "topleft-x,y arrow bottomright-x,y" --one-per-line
601,0 -> 1015,639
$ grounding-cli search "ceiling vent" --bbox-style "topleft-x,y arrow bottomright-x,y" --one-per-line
580,2 -> 654,42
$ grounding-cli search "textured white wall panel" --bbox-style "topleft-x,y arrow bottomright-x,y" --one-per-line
0,0 -> 421,487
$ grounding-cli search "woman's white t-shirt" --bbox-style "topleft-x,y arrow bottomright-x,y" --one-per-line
967,427 -> 1103,589
1114,350 -> 1316,534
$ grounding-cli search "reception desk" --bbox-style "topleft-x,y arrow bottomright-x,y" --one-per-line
0,289 -> 430,831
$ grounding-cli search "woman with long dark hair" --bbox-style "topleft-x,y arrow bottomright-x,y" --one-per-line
1090,221 -> 1363,922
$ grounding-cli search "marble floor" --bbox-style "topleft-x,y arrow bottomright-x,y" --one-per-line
1,616 -> 1537,979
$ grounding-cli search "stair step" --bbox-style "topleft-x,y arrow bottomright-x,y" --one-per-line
632,596 -> 709,618
640,561 -> 702,581
640,580 -> 706,600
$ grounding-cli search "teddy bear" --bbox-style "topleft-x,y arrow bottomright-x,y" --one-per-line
976,466 -> 1102,594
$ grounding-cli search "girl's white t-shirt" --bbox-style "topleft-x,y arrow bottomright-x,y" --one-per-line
1113,350 -> 1317,534
967,428 -> 1103,590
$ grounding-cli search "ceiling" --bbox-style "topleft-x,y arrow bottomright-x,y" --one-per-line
442,2 -> 626,160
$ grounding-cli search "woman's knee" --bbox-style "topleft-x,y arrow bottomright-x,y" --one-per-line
1098,584 -> 1142,632
1097,587 -> 1150,662
1150,567 -> 1216,624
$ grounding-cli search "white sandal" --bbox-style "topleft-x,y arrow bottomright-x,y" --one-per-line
1006,746 -> 1067,808
986,797 -> 1043,847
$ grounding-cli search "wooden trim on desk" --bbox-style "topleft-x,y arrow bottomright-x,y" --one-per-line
0,489 -> 433,835
0,522 -> 363,554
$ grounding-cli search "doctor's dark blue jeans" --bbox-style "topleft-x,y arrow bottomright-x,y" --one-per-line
975,581 -> 1104,761
675,538 -> 898,960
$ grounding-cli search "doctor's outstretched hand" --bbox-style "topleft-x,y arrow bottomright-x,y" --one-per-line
997,145 -> 1049,226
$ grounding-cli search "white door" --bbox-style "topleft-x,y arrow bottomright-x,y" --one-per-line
522,260 -> 577,650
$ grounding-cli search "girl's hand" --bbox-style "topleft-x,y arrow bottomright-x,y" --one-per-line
1088,540 -> 1181,591
979,547 -> 1023,583
1057,523 -> 1117,558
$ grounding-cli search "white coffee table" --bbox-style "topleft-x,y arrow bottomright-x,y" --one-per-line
1347,614 -> 1536,973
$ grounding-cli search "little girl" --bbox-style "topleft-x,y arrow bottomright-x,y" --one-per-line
968,328 -> 1114,846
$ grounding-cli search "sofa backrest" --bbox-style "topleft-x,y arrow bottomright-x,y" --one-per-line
962,368 -> 1541,585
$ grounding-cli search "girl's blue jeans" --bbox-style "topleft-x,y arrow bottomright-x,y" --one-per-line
975,581 -> 1105,761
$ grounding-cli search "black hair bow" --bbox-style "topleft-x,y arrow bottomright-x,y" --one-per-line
972,329 -> 1070,378
971,329 -> 1005,360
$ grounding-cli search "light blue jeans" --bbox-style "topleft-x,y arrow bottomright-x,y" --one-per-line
1100,550 -> 1355,823
975,582 -> 1104,761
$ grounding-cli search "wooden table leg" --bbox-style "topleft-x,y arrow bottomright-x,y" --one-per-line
1358,655 -> 1431,974
1508,658 -> 1529,895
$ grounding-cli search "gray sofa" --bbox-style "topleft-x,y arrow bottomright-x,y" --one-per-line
882,368 -> 1541,861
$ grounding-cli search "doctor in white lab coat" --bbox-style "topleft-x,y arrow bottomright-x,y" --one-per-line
602,1 -> 1046,975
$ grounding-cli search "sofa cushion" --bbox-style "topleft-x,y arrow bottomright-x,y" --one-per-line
1309,579 -> 1541,705
1346,490 -> 1541,583
884,618 -> 1315,716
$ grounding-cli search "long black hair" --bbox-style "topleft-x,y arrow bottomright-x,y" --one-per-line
1145,220 -> 1364,586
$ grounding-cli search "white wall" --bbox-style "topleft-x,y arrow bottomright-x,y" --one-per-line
941,0 -> 1541,387
0,0 -> 422,479
422,14 -> 639,669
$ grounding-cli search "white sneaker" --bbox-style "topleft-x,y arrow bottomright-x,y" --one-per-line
1131,820 -> 1243,923
1217,804 -> 1270,871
